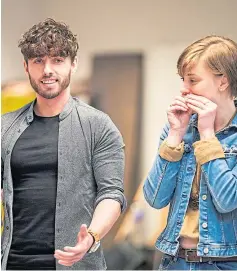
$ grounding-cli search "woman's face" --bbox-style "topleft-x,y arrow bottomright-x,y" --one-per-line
180,58 -> 224,103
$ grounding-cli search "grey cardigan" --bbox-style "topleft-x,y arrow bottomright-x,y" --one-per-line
1,96 -> 127,270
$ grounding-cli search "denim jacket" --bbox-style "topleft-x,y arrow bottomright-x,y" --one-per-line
143,103 -> 237,257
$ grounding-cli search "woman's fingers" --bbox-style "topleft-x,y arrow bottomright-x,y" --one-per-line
169,105 -> 188,112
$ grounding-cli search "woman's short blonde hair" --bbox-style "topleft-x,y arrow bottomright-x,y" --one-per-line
177,35 -> 237,98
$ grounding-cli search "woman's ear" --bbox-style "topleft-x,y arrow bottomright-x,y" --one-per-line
219,75 -> 229,92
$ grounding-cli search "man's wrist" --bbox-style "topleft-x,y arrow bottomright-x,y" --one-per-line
87,229 -> 101,253
87,233 -> 95,250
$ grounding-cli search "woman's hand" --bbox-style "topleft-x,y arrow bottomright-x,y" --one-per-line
167,95 -> 192,131
185,94 -> 217,140
166,95 -> 192,146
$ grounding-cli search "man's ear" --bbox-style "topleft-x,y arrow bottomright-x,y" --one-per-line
24,61 -> 29,74
71,56 -> 78,74
219,75 -> 229,92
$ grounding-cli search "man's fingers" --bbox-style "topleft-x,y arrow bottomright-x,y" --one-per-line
80,224 -> 88,236
56,223 -> 90,266
77,224 -> 88,242
54,250 -> 78,261
58,260 -> 75,267
55,254 -> 83,262
55,249 -> 84,262
64,245 -> 84,253
57,255 -> 84,266
55,249 -> 76,257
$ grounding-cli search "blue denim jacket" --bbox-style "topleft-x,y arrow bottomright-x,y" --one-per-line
143,105 -> 237,258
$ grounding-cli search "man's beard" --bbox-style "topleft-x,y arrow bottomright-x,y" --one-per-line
28,73 -> 71,99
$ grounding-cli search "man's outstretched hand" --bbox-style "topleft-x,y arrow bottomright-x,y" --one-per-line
54,224 -> 94,267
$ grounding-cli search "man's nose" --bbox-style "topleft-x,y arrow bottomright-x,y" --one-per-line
43,63 -> 53,75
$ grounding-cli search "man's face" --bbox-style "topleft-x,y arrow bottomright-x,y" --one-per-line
24,55 -> 77,99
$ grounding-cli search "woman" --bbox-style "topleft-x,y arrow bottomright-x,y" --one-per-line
143,35 -> 237,270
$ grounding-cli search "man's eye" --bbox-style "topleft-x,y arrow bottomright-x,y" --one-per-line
34,59 -> 42,64
54,58 -> 64,63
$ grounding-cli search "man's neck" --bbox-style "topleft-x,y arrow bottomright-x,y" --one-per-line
34,90 -> 70,117
214,99 -> 236,132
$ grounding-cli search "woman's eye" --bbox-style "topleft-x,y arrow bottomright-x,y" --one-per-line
180,77 -> 184,81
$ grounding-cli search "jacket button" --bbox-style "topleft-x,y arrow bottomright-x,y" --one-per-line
202,195 -> 207,200
202,222 -> 208,228
184,144 -> 191,153
204,248 -> 209,254
7,150 -> 10,155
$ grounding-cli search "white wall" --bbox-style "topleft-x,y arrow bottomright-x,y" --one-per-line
2,0 -> 237,82
2,0 -> 237,182
1,0 -> 48,82
141,44 -> 185,178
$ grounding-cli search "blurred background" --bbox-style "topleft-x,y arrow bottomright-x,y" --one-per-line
2,0 -> 237,269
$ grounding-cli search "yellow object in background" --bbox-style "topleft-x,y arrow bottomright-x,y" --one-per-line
1,81 -> 35,114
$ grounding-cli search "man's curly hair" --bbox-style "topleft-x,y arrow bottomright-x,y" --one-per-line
18,18 -> 79,62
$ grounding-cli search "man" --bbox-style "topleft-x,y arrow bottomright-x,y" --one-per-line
1,18 -> 126,270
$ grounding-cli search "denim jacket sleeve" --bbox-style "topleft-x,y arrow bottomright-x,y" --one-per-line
195,139 -> 237,213
193,138 -> 237,213
92,114 -> 127,212
202,160 -> 237,213
143,124 -> 183,209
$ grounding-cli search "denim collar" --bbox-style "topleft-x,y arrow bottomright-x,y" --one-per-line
190,100 -> 237,130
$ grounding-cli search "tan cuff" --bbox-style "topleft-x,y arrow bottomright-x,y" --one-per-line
159,139 -> 184,162
193,137 -> 225,165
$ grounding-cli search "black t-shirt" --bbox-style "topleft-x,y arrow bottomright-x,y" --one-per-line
7,114 -> 59,270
